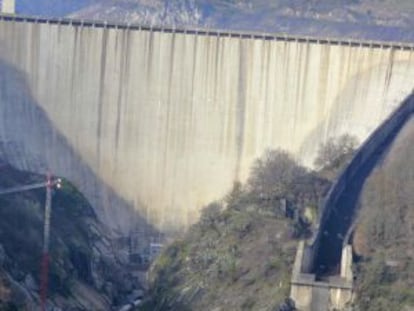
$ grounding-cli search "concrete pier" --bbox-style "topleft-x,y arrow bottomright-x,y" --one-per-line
290,242 -> 353,311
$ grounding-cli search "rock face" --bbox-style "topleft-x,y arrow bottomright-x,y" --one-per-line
68,0 -> 414,42
0,18 -> 413,234
0,164 -> 141,310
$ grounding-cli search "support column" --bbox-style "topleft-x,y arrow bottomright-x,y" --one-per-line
340,245 -> 353,281
290,241 -> 314,311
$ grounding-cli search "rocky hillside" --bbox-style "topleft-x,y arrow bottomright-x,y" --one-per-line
139,150 -> 330,311
67,0 -> 414,42
139,128 -> 414,311
12,0 -> 414,42
0,162 -> 141,310
352,116 -> 414,311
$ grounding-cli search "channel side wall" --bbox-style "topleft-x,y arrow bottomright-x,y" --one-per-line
306,92 -> 414,272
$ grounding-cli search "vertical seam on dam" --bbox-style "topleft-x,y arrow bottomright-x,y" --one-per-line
189,34 -> 198,157
235,39 -> 247,181
115,30 -> 129,157
96,28 -> 108,169
161,33 -> 177,189
384,48 -> 395,94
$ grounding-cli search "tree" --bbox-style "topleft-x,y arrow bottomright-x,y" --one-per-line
247,149 -> 308,200
314,134 -> 358,173
200,202 -> 222,228
224,181 -> 244,206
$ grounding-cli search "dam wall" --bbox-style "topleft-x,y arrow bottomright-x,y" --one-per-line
0,15 -> 414,233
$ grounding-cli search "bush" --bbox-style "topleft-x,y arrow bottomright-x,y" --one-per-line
199,202 -> 222,228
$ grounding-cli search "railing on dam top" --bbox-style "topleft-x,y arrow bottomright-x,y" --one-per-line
1,13 -> 414,50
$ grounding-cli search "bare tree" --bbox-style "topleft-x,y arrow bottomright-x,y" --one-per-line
247,149 -> 308,200
314,134 -> 359,172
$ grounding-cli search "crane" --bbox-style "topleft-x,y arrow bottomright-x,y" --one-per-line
0,172 -> 62,311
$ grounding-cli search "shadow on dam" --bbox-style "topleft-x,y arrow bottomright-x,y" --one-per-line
311,92 -> 414,277
0,58 -> 160,242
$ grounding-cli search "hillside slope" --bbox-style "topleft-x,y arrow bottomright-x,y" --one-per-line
12,0 -> 414,42
352,116 -> 414,311
139,150 -> 330,311
69,0 -> 414,42
140,122 -> 414,311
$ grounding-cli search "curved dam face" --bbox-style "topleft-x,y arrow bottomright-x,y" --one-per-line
0,16 -> 413,233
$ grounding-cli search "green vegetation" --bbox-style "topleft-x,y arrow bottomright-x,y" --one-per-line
353,253 -> 414,311
310,129 -> 414,310
351,121 -> 414,311
140,150 -> 330,311
139,126 -> 414,310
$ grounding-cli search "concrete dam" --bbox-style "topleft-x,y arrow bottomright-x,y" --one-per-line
0,15 -> 414,234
